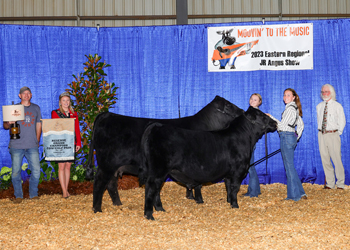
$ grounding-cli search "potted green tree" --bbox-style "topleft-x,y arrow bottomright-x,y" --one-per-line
66,54 -> 119,169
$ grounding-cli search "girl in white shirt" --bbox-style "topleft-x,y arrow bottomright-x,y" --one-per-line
268,88 -> 306,201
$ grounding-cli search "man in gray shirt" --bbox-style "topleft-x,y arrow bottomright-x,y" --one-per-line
3,86 -> 42,203
317,84 -> 346,190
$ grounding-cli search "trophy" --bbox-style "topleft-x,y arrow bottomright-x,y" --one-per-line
2,103 -> 25,139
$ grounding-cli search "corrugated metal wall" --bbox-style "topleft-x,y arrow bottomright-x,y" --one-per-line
1,0 -> 350,27
79,0 -> 176,27
0,0 -> 177,27
281,0 -> 350,20
188,0 -> 280,24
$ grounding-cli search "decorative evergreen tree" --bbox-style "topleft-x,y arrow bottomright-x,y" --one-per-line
66,54 -> 118,165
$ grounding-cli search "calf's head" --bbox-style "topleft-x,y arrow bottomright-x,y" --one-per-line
212,95 -> 244,120
244,106 -> 277,134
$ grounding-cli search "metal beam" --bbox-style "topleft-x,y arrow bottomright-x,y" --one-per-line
278,0 -> 282,21
76,0 -> 80,26
176,0 -> 188,25
2,13 -> 350,22
80,15 -> 176,20
0,16 -> 77,21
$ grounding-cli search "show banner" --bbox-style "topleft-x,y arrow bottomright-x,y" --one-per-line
208,23 -> 313,72
42,118 -> 75,161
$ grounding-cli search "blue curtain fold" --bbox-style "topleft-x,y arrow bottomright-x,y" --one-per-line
1,19 -> 350,185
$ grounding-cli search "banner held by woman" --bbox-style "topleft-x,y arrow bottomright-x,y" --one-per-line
42,118 -> 75,161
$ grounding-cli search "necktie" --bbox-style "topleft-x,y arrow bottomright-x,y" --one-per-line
321,102 -> 328,133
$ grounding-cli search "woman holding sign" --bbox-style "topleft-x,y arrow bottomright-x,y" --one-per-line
51,92 -> 81,198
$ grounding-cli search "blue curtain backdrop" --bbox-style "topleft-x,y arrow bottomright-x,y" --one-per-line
1,19 -> 349,185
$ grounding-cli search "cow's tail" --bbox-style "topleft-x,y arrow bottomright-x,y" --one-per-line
85,112 -> 106,180
139,122 -> 162,186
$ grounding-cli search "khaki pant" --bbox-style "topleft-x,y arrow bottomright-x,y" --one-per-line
318,132 -> 345,188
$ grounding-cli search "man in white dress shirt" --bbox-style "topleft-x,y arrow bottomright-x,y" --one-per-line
317,84 -> 346,189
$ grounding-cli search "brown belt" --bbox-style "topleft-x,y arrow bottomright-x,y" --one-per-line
318,129 -> 338,134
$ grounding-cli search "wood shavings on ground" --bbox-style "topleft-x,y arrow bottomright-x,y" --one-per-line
0,182 -> 349,249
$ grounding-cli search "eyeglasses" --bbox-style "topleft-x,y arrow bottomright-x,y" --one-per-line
321,91 -> 330,94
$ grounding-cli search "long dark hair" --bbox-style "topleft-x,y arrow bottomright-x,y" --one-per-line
284,88 -> 303,116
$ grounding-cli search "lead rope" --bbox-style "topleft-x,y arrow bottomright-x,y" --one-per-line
251,149 -> 281,167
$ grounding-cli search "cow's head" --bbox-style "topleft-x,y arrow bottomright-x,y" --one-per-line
213,95 -> 244,119
216,29 -> 236,45
244,106 -> 277,134
195,96 -> 244,131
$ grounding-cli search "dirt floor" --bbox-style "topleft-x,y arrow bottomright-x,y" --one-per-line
0,177 -> 349,249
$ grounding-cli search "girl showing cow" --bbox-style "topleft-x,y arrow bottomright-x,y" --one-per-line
243,93 -> 263,198
267,88 -> 306,201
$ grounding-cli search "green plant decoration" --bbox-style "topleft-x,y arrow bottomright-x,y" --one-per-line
0,166 -> 12,180
51,161 -> 59,180
0,166 -> 12,190
66,54 -> 118,166
38,151 -> 59,183
21,163 -> 28,172
0,158 -> 60,190
0,163 -> 31,190
70,164 -> 86,182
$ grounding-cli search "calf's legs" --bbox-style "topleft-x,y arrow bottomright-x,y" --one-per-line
144,177 -> 165,220
186,185 -> 204,204
106,166 -> 166,211
107,175 -> 122,206
93,168 -> 114,212
153,179 -> 165,211
224,178 -> 231,203
194,185 -> 204,203
226,177 -> 240,208
186,188 -> 194,200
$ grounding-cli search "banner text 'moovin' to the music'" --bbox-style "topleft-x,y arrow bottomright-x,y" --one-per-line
237,26 -> 310,38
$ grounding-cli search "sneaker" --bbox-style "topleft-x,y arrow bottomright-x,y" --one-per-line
13,198 -> 23,204
31,196 -> 40,200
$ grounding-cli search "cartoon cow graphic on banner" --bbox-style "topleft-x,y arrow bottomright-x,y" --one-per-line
212,29 -> 259,69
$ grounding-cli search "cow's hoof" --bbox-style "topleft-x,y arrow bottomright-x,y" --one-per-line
186,192 -> 194,200
145,214 -> 155,220
155,206 -> 166,212
93,208 -> 102,213
112,201 -> 123,206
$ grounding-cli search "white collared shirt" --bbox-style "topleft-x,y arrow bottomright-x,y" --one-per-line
270,102 -> 304,140
316,99 -> 346,135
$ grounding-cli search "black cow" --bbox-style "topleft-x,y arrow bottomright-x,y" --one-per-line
86,96 -> 243,213
140,107 -> 277,220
